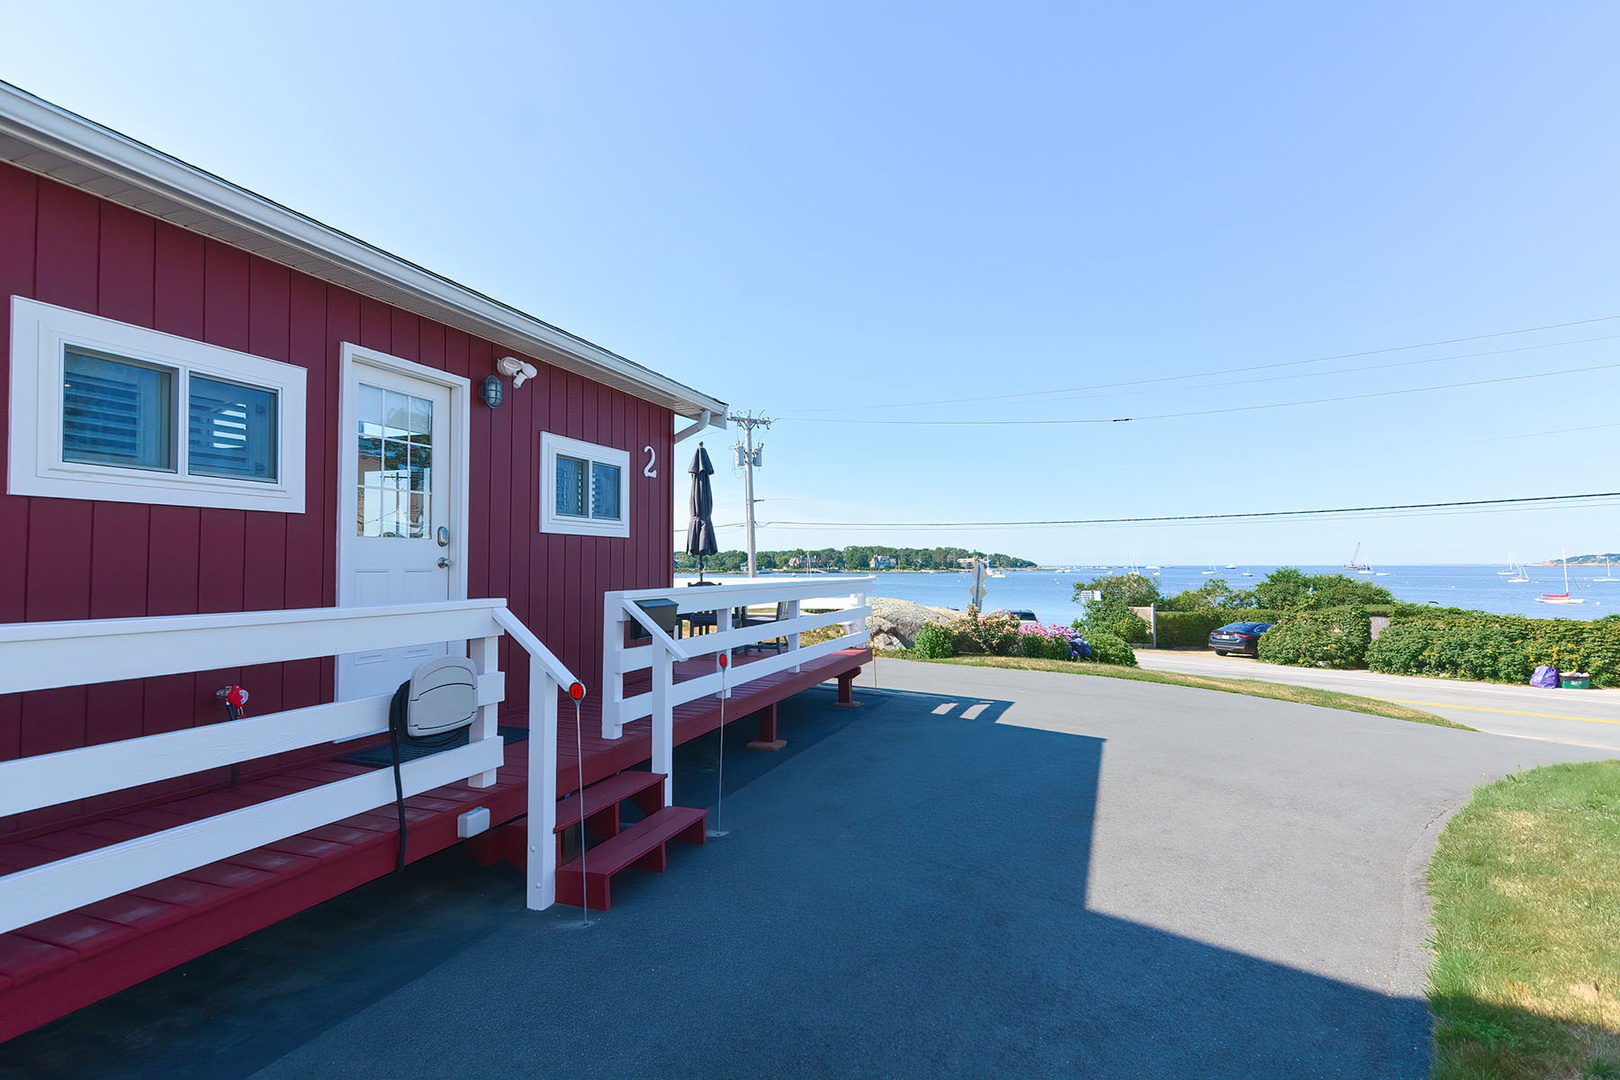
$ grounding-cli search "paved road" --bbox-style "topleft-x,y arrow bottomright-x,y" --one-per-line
1132,648 -> 1620,751
7,661 -> 1611,1078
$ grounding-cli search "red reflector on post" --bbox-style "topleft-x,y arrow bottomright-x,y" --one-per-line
568,682 -> 586,701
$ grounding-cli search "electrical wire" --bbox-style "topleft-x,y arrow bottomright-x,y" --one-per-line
781,312 -> 1620,415
762,490 -> 1620,530
788,361 -> 1620,426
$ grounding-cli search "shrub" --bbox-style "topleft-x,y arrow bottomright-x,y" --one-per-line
1077,626 -> 1137,666
1257,605 -> 1371,669
1367,610 -> 1620,687
913,621 -> 957,659
1017,623 -> 1090,661
967,609 -> 1023,656
1081,599 -> 1150,644
1366,623 -> 1439,676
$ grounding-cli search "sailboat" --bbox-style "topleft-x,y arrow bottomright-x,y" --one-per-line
1344,542 -> 1370,573
1508,561 -> 1529,584
1596,558 -> 1618,583
1537,552 -> 1584,605
1240,565 -> 1253,578
1497,555 -> 1518,577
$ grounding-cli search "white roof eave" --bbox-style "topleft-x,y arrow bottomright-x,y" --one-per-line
0,81 -> 727,426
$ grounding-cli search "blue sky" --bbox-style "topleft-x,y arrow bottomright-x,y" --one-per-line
5,2 -> 1618,565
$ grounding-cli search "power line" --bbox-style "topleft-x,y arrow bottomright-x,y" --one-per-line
764,490 -> 1620,530
781,312 -> 1620,415
790,361 -> 1620,426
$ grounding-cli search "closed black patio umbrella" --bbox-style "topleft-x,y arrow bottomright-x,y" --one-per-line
686,442 -> 718,582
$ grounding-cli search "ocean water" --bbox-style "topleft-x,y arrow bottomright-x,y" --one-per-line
863,565 -> 1618,626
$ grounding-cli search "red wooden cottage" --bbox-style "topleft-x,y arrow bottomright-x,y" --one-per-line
0,82 -> 873,1039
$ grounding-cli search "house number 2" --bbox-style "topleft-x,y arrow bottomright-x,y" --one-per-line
643,446 -> 657,478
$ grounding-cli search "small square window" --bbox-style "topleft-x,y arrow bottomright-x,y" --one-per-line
540,433 -> 629,538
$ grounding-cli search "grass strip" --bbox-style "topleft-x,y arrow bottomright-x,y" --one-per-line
873,650 -> 1469,729
1427,761 -> 1620,1079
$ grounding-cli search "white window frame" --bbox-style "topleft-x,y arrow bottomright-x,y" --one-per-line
8,296 -> 306,512
540,431 -> 629,538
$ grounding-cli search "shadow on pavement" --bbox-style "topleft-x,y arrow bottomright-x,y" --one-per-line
2,682 -> 1431,1079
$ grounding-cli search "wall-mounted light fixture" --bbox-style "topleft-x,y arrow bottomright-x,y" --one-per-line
481,374 -> 504,408
496,356 -> 538,388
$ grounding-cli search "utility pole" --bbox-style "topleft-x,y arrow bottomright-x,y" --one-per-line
728,411 -> 772,577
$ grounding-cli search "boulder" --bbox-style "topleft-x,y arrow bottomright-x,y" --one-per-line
865,597 -> 959,649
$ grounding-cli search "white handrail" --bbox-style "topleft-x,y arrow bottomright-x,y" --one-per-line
0,599 -> 581,929
492,605 -> 582,689
600,577 -> 874,797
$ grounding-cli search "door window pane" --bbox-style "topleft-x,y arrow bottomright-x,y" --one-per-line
62,349 -> 175,471
358,384 -> 433,537
591,461 -> 621,520
188,375 -> 278,482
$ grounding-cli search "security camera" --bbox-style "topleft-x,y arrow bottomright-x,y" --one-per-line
496,356 -> 538,388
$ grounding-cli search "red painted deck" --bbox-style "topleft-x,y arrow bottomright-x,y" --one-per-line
0,646 -> 869,1041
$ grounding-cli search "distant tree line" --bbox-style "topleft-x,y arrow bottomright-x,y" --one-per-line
674,546 -> 1036,573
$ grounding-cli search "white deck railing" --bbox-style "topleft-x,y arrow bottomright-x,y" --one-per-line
602,576 -> 873,803
0,598 -> 581,931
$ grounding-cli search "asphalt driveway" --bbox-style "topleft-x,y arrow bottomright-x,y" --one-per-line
4,660 -> 1610,1078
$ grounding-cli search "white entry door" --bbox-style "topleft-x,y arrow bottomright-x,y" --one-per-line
337,349 -> 466,700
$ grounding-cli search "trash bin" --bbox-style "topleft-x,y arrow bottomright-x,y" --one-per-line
1561,672 -> 1592,689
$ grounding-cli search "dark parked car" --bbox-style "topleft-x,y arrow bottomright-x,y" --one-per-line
1208,621 -> 1272,656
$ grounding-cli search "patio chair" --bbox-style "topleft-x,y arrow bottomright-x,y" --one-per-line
737,602 -> 789,653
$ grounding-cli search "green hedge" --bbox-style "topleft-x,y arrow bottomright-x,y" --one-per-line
1154,609 -> 1288,647
1368,611 -> 1620,687
1257,606 -> 1371,669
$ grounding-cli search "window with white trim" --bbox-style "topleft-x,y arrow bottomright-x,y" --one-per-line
8,296 -> 306,512
540,432 -> 629,538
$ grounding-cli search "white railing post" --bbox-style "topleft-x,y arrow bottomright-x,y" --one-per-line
527,662 -> 559,911
651,648 -> 674,806
467,634 -> 500,788
717,605 -> 733,698
601,591 -> 621,738
787,598 -> 802,672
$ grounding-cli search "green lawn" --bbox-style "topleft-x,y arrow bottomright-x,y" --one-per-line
1428,761 -> 1620,1079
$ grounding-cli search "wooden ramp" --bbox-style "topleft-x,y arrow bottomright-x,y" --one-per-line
0,647 -> 869,1041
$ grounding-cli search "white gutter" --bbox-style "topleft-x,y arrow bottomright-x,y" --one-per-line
673,410 -> 716,443
0,81 -> 728,425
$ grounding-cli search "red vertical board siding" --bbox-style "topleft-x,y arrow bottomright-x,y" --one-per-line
1,165 -> 694,822
507,341 -> 534,709
281,275 -> 328,711
359,297 -> 391,351
390,309 -> 419,362
144,225 -> 207,739
20,182 -> 98,779
240,262 -> 293,720
543,367 -> 567,685
0,166 -> 38,763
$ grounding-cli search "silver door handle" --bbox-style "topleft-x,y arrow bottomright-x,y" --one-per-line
437,557 -> 453,569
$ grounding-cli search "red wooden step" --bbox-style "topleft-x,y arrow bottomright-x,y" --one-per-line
554,771 -> 665,834
554,806 -> 707,911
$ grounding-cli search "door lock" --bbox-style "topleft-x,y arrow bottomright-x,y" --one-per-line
437,557 -> 453,569
436,526 -> 451,547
